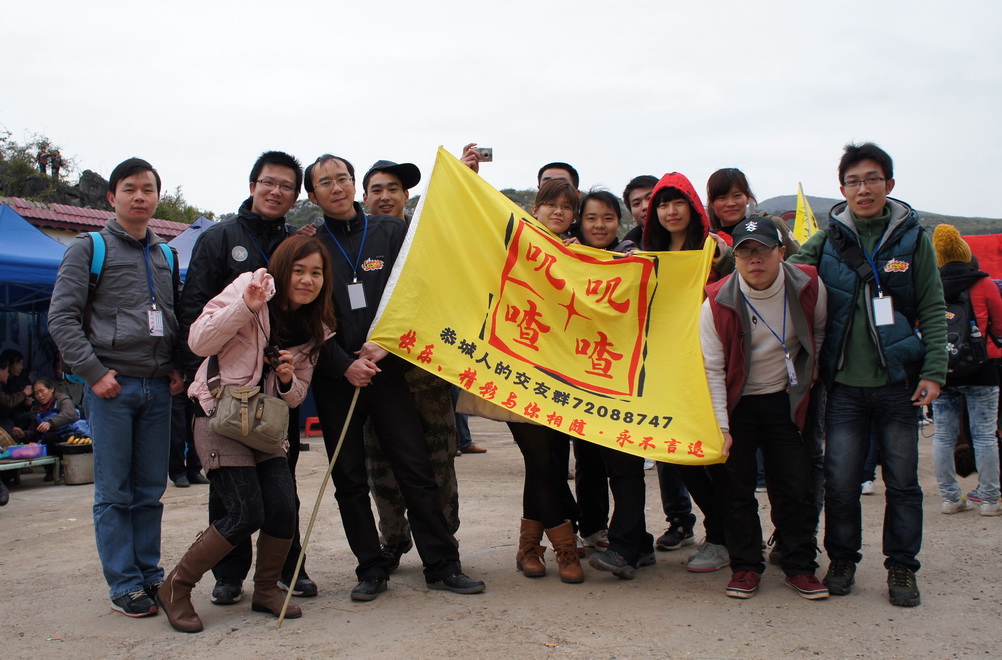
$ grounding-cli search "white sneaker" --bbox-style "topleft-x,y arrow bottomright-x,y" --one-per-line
686,541 -> 730,572
861,480 -> 875,495
941,498 -> 973,514
643,458 -> 655,470
980,501 -> 1002,517
582,529 -> 610,549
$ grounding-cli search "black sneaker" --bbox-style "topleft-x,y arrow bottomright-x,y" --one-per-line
656,521 -> 695,551
279,573 -> 318,598
172,474 -> 190,488
144,581 -> 163,601
210,580 -> 243,605
590,549 -> 637,579
111,589 -> 158,617
380,539 -> 413,573
426,572 -> 486,594
887,564 -> 921,607
350,577 -> 387,601
823,559 -> 856,596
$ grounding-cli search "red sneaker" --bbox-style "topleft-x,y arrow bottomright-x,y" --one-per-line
785,573 -> 830,600
725,570 -> 760,599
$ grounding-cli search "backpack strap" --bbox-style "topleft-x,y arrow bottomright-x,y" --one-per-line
825,222 -> 877,285
87,231 -> 106,292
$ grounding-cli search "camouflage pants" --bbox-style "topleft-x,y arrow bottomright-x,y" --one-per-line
365,369 -> 460,546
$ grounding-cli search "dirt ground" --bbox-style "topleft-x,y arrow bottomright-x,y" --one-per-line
1,417 -> 1000,659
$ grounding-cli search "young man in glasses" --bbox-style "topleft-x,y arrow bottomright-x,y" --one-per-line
178,151 -> 317,604
306,153 -> 485,602
788,142 -> 947,607
701,219 -> 828,601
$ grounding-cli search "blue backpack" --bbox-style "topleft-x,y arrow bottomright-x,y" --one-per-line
87,231 -> 176,290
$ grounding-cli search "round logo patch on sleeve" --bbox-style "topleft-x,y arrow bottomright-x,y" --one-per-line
231,246 -> 249,262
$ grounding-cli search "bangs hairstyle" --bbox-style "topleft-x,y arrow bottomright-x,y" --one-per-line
109,157 -> 161,195
647,187 -> 705,251
267,236 -> 337,363
839,142 -> 893,183
250,151 -> 304,197
706,168 -> 755,230
534,179 -> 580,211
580,189 -> 622,223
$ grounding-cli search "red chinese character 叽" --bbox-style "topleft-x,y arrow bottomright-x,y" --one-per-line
585,277 -> 630,313
398,329 -> 417,353
574,331 -> 624,379
525,244 -> 566,290
458,368 -> 478,390
505,300 -> 551,351
417,344 -> 434,364
687,441 -> 705,458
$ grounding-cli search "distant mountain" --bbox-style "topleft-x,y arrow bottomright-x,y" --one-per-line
757,195 -> 1002,236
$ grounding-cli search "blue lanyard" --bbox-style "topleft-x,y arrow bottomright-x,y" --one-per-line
240,226 -> 271,264
861,235 -> 885,296
142,242 -> 158,310
742,289 -> 789,358
323,215 -> 369,281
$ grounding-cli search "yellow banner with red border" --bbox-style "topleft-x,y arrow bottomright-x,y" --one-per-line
369,147 -> 724,465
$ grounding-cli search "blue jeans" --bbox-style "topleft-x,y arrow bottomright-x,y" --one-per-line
824,381 -> 923,571
85,376 -> 171,600
932,385 -> 1000,503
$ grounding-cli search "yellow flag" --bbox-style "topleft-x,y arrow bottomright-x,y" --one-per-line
793,182 -> 819,244
369,147 -> 724,465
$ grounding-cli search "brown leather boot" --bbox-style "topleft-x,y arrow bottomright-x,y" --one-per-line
515,518 -> 546,577
545,521 -> 584,584
251,533 -> 302,618
157,526 -> 235,633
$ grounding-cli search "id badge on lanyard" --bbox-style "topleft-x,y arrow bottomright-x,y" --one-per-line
347,281 -> 367,310
872,295 -> 895,326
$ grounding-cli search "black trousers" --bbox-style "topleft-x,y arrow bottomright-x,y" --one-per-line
676,462 -> 728,546
168,394 -> 202,480
314,369 -> 459,581
656,462 -> 696,529
600,446 -> 653,565
210,407 -> 302,583
573,438 -> 609,537
721,392 -> 819,575
509,422 -> 576,528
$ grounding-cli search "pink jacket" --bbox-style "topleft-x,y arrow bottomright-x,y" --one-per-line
187,270 -> 331,415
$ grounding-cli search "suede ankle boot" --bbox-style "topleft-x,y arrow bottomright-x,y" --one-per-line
516,518 -> 546,577
545,521 -> 584,583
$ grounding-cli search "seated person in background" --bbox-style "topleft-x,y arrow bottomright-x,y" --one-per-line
15,378 -> 88,481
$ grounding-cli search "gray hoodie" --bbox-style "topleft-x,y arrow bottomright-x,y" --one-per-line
48,219 -> 179,386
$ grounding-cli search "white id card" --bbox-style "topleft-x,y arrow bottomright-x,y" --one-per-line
872,296 -> 895,326
348,282 -> 367,310
784,354 -> 799,386
148,309 -> 165,336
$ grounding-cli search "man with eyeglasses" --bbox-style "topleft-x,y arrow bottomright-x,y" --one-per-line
701,219 -> 828,601
306,154 -> 485,601
178,151 -> 319,605
788,142 -> 947,607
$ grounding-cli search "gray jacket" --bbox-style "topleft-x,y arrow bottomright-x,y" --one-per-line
48,219 -> 179,386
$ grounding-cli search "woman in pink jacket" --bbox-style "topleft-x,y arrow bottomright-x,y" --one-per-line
158,236 -> 336,633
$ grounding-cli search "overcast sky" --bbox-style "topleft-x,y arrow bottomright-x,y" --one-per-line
5,1 -> 1000,219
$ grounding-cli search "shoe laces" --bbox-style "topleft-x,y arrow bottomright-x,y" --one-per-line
888,565 -> 913,588
125,588 -> 148,601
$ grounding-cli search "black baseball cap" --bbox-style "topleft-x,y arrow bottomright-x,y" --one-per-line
730,218 -> 782,248
362,160 -> 421,192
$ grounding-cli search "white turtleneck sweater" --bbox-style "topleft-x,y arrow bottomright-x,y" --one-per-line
700,267 -> 827,432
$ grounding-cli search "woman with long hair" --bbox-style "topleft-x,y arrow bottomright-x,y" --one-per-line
158,236 -> 336,633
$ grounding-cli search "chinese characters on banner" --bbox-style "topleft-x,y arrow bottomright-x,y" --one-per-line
369,147 -> 724,465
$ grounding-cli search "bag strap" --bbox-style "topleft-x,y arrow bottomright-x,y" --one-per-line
206,355 -> 223,398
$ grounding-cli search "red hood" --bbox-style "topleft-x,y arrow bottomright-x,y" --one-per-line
644,172 -> 710,249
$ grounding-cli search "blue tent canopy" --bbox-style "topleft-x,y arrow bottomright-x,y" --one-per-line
168,215 -> 215,280
0,204 -> 68,313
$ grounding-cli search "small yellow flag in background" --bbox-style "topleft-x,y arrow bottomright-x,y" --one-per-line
793,182 -> 819,245
369,147 -> 724,465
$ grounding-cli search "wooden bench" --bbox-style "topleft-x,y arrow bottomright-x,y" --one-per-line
0,456 -> 62,485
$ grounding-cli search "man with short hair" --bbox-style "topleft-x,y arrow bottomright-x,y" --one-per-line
179,151 -> 315,603
622,175 -> 657,246
702,219 -> 828,600
49,158 -> 184,617
359,159 -> 465,570
537,161 -> 580,189
306,153 -> 484,601
788,142 -> 948,607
